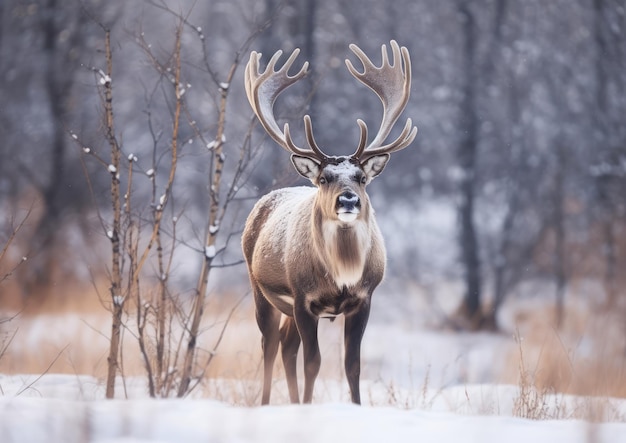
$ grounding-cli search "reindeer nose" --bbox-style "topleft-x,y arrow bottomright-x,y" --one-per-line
337,191 -> 360,210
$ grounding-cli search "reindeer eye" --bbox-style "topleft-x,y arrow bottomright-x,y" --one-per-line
319,177 -> 327,185
353,173 -> 366,184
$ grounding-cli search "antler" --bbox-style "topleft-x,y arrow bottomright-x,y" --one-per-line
346,40 -> 418,161
245,49 -> 328,162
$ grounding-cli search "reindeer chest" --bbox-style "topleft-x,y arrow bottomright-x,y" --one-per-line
307,286 -> 368,318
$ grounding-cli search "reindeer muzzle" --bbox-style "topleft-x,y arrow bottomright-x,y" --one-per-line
336,191 -> 361,222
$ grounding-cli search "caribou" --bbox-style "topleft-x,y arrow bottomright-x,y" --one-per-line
242,40 -> 417,405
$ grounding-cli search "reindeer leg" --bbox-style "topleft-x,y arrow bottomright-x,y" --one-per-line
344,302 -> 371,405
254,288 -> 281,405
294,298 -> 320,404
280,316 -> 301,403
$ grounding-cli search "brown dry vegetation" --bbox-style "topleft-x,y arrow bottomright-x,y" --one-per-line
0,279 -> 257,379
502,294 -> 626,394
499,287 -> 626,421
2,214 -> 626,413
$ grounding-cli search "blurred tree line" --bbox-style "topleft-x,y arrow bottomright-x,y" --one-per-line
0,0 -> 625,330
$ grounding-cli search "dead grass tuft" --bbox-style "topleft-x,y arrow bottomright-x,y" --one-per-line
0,281 -> 260,388
502,290 -> 626,421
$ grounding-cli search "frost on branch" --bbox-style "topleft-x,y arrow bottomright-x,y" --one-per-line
209,224 -> 219,235
108,164 -> 117,174
204,245 -> 217,259
97,69 -> 111,86
206,134 -> 227,151
112,295 -> 125,306
156,193 -> 166,211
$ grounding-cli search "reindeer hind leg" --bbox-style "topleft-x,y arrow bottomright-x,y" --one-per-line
280,316 -> 301,403
254,286 -> 281,405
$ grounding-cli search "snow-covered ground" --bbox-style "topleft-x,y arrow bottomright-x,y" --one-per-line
1,213 -> 625,443
2,294 -> 626,443
1,374 -> 626,443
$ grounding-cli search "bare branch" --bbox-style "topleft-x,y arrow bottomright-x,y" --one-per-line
15,345 -> 70,397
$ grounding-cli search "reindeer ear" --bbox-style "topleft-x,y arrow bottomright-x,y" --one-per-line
361,154 -> 390,180
291,155 -> 321,181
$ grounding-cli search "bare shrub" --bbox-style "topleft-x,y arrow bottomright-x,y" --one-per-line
512,331 -> 552,420
74,7 -> 263,399
0,205 -> 33,392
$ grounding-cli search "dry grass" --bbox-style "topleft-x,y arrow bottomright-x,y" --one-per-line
500,288 -> 626,421
3,274 -> 626,421
0,275 -> 356,405
0,283 -> 259,383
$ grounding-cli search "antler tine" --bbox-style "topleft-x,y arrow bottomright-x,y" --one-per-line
360,119 -> 418,160
303,115 -> 330,160
352,119 -> 369,160
346,40 -> 417,160
245,49 -> 328,161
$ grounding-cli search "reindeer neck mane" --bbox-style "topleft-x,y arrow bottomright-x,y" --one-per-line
313,209 -> 371,288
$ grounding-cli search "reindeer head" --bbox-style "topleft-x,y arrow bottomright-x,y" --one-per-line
245,41 -> 417,224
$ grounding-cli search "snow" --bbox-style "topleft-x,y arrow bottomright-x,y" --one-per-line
324,158 -> 361,176
205,245 -> 217,259
97,70 -> 111,86
0,375 -> 625,443
112,295 -> 124,306
1,269 -> 625,442
2,300 -> 626,442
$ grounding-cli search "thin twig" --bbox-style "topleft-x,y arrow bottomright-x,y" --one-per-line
186,293 -> 247,396
15,345 -> 70,396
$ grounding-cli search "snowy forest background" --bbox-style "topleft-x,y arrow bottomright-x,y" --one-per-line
1,0 -> 626,407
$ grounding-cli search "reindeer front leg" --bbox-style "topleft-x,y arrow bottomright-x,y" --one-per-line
344,301 -> 371,404
294,296 -> 321,404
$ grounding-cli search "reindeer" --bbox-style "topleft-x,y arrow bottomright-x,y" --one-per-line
242,40 -> 417,405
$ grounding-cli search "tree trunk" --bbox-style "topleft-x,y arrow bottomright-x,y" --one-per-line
456,0 -> 482,329
293,0 -> 317,114
553,162 -> 566,329
593,0 -> 621,308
